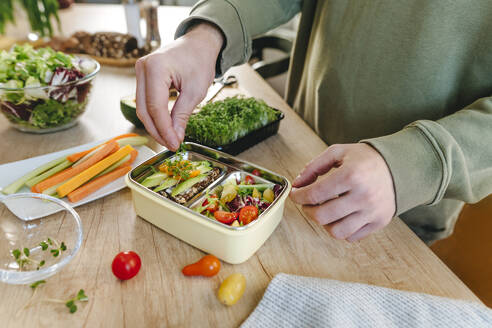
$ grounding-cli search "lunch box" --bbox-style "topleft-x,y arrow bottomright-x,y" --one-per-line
125,142 -> 291,264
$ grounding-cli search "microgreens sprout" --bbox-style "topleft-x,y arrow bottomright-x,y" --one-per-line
65,290 -> 89,313
11,247 -> 44,271
11,237 -> 67,271
30,280 -> 46,290
26,289 -> 89,314
41,237 -> 67,258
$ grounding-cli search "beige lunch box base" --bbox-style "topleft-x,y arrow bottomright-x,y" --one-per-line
127,175 -> 290,264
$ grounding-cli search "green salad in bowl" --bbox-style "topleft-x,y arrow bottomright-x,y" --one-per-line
0,44 -> 99,133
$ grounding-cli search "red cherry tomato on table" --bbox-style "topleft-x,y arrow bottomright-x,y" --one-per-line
112,251 -> 141,280
244,175 -> 255,185
239,206 -> 259,225
214,211 -> 238,224
182,254 -> 221,277
251,169 -> 261,176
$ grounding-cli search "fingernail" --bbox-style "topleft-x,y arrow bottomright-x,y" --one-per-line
292,175 -> 301,186
176,126 -> 185,141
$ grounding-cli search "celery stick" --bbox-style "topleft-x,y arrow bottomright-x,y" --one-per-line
117,136 -> 148,147
42,182 -> 64,197
25,159 -> 73,188
237,184 -> 274,192
93,154 -> 131,179
2,156 -> 67,195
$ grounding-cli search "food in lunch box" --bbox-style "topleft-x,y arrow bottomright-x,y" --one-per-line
193,174 -> 283,227
185,96 -> 282,147
139,150 -> 222,204
182,254 -> 221,277
112,251 -> 142,281
217,273 -> 246,306
0,44 -> 99,131
1,133 -> 148,202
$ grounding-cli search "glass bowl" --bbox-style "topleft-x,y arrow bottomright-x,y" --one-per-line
0,57 -> 100,134
0,193 -> 83,284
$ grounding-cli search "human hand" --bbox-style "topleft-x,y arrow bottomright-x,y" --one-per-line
290,144 -> 396,242
135,22 -> 224,150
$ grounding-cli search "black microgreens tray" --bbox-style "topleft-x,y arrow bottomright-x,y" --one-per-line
184,108 -> 284,155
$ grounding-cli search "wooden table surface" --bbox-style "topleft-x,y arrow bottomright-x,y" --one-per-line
0,4 -> 480,328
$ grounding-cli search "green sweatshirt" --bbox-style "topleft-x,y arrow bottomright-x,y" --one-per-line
176,0 -> 492,243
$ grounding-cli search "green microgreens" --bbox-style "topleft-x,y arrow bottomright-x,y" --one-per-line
162,148 -> 197,182
50,241 -> 67,258
11,247 -> 44,271
65,289 -> 89,313
30,280 -> 46,290
11,238 -> 67,271
19,281 -> 88,315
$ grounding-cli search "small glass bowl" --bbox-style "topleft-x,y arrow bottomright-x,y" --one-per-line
0,193 -> 83,284
0,57 -> 100,134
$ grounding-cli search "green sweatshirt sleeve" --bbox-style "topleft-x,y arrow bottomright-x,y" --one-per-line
363,96 -> 492,216
174,0 -> 301,76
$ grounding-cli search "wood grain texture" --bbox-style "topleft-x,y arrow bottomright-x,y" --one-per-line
0,4 -> 480,328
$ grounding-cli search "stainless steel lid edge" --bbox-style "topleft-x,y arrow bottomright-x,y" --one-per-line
128,142 -> 291,232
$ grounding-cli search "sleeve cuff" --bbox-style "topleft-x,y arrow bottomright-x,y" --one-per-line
361,125 -> 445,216
174,0 -> 251,76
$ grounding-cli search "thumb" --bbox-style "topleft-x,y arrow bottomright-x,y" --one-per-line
293,145 -> 344,187
170,88 -> 204,141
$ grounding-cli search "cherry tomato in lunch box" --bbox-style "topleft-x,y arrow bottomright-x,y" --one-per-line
202,195 -> 219,213
251,169 -> 261,177
244,175 -> 255,185
214,211 -> 239,225
239,206 -> 259,225
112,251 -> 141,280
182,254 -> 221,277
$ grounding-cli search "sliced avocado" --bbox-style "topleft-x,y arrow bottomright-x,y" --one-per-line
171,174 -> 207,197
120,95 -> 143,128
154,178 -> 179,192
141,172 -> 168,188
197,165 -> 212,174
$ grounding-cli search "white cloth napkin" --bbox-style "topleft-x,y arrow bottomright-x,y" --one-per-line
241,274 -> 492,328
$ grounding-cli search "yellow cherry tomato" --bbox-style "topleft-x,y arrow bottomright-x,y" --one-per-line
217,273 -> 246,306
263,188 -> 275,203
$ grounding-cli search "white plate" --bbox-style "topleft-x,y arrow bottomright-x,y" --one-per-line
0,140 -> 155,219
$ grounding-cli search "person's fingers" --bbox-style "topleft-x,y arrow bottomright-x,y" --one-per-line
301,192 -> 358,225
170,87 -> 205,141
290,167 -> 351,205
325,212 -> 368,240
346,222 -> 383,242
144,61 -> 180,150
135,59 -> 166,146
292,145 -> 344,188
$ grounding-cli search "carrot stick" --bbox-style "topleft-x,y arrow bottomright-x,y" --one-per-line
67,133 -> 139,162
57,145 -> 134,197
32,141 -> 119,193
92,149 -> 138,179
128,149 -> 138,164
67,165 -> 132,203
